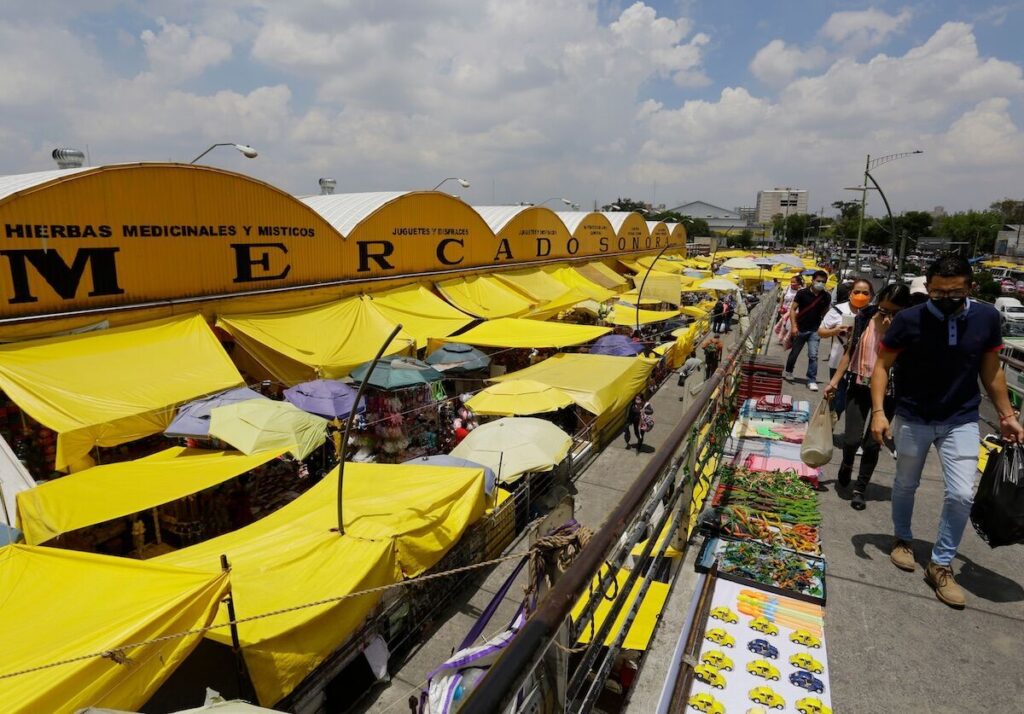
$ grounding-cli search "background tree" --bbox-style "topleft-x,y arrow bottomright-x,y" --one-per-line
601,197 -> 648,212
935,210 -> 1004,253
728,228 -> 754,248
682,216 -> 711,236
829,200 -> 862,246
990,198 -> 1024,224
771,212 -> 812,245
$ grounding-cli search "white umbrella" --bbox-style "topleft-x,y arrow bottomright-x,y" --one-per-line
451,417 -> 571,484
721,257 -> 759,270
698,278 -> 740,291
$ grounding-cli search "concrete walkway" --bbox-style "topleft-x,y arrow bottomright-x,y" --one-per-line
779,335 -> 1024,714
355,330 -> 735,713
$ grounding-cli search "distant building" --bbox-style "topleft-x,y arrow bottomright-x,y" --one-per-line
755,188 -> 808,223
666,200 -> 749,233
734,206 -> 757,224
996,225 -> 1024,256
930,205 -> 947,219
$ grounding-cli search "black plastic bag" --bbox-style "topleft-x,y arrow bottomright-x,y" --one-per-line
971,441 -> 1024,547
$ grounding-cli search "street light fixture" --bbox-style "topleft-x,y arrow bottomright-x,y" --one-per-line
190,143 -> 258,164
851,150 -> 923,271
432,177 -> 471,190
535,197 -> 574,207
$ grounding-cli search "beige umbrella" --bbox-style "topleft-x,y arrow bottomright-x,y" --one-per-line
466,380 -> 575,416
451,417 -> 572,484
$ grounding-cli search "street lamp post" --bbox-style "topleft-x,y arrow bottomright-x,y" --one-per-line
432,177 -> 470,191
535,197 -> 574,208
850,150 -> 923,273
190,143 -> 258,164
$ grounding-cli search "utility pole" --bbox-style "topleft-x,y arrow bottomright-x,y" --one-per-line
854,153 -> 869,271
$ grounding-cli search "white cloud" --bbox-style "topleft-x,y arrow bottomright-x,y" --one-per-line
750,40 -> 828,86
140,17 -> 233,83
821,7 -> 913,54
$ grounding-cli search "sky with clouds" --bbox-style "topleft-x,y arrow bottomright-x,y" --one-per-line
1,1 -> 1021,216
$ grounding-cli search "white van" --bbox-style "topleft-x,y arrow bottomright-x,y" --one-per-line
996,297 -> 1024,335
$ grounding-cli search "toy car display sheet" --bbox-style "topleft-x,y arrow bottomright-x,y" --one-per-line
689,578 -> 833,714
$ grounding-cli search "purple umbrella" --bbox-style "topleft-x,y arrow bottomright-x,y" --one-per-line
283,379 -> 365,419
591,334 -> 645,357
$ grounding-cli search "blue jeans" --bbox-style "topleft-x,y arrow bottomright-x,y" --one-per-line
785,330 -> 820,382
891,418 -> 979,565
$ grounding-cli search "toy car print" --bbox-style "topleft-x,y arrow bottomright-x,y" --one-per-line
688,691 -> 725,714
746,638 -> 779,659
704,628 -> 736,647
701,649 -> 734,671
790,652 -> 825,673
796,696 -> 833,714
748,685 -> 785,710
789,629 -> 822,648
748,616 -> 779,635
746,658 -> 780,680
710,606 -> 739,623
694,663 -> 726,689
790,670 -> 825,693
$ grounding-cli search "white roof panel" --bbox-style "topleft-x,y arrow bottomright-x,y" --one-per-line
556,211 -> 607,234
472,205 -> 533,234
301,192 -> 409,236
0,167 -> 93,203
602,212 -> 632,233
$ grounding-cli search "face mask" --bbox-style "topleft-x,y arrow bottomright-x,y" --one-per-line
812,281 -> 825,292
850,294 -> 870,309
931,297 -> 966,317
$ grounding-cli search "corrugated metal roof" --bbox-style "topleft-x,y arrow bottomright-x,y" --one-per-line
602,212 -> 632,232
0,167 -> 94,203
556,211 -> 610,234
301,192 -> 409,236
472,205 -> 533,234
646,221 -> 666,233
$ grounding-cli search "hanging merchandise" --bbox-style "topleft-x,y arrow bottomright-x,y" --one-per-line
361,384 -> 444,463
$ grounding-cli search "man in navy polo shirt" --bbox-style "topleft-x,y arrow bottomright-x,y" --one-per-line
870,255 -> 1022,608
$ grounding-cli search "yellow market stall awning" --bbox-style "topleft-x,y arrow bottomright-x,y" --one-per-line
436,275 -> 535,319
367,284 -> 474,349
524,288 -> 591,320
571,567 -> 670,650
577,262 -> 628,289
495,267 -> 577,302
636,255 -> 684,274
629,271 -> 681,305
16,447 -> 286,545
618,291 -> 661,306
217,297 -> 415,385
466,380 -> 575,416
0,314 -> 243,472
157,462 -> 486,705
491,353 -> 654,432
547,266 -> 616,302
443,318 -> 610,349
606,305 -> 679,326
0,544 -> 228,713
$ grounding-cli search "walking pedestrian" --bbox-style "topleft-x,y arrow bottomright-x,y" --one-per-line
711,299 -> 726,334
784,270 -> 832,391
824,283 -> 911,510
722,296 -> 735,333
870,255 -> 1023,608
678,352 -> 704,400
702,334 -> 723,376
819,278 -> 874,420
623,395 -> 653,454
774,276 -> 803,344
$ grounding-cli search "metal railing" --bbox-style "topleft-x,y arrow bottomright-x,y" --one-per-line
462,291 -> 778,713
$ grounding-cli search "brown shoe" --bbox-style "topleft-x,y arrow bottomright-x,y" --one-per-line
890,539 -> 915,572
926,562 -> 966,609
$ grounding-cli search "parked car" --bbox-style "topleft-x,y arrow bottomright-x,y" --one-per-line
872,268 -> 885,278
996,297 -> 1024,335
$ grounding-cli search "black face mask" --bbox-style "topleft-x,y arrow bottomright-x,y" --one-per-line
931,297 -> 966,317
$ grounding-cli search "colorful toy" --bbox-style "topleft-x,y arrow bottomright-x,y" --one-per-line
748,616 -> 779,635
694,663 -> 727,689
688,692 -> 726,714
746,658 -> 781,681
701,650 -> 734,671
704,628 -> 735,648
790,670 -> 826,694
748,685 -> 785,709
790,652 -> 825,674
795,696 -> 832,714
710,605 -> 739,623
746,638 -> 778,659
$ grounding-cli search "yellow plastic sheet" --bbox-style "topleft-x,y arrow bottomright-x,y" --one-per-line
636,255 -> 684,274
367,284 -> 474,349
0,544 -> 228,714
445,318 -> 610,348
680,305 -> 709,318
218,297 -> 415,385
436,275 -> 535,318
525,288 -> 592,320
629,271 -> 681,305
606,305 -> 679,326
466,380 -> 575,416
158,463 -> 485,705
0,314 -> 242,472
495,268 -> 577,302
618,291 -> 661,306
16,447 -> 285,545
491,353 -> 654,432
577,262 -> 628,289
546,266 -> 616,302
571,567 -> 670,650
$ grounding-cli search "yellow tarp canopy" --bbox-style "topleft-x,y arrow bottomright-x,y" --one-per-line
442,318 -> 610,348
466,380 -> 575,416
0,314 -> 242,472
436,275 -> 535,319
495,268 -> 577,302
577,262 -> 628,289
217,297 -> 415,385
619,291 -> 661,306
367,284 -> 474,349
606,305 -> 679,326
491,353 -> 654,433
629,271 -> 681,305
547,266 -> 616,302
680,305 -> 709,318
16,447 -> 285,545
571,567 -> 670,650
157,462 -> 485,705
636,255 -> 684,274
525,288 -> 592,320
0,544 -> 228,714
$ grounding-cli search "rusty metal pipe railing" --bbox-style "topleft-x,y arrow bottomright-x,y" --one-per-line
462,291 -> 777,713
